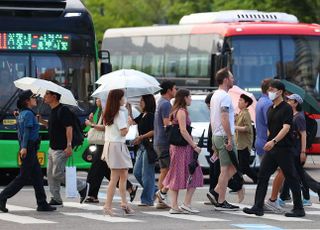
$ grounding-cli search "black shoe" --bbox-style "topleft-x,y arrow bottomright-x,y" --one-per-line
79,183 -> 90,204
285,208 -> 305,217
48,198 -> 63,207
37,204 -> 57,212
129,185 -> 138,202
214,200 -> 240,211
0,199 -> 8,213
84,197 -> 99,203
207,190 -> 219,206
243,207 -> 264,216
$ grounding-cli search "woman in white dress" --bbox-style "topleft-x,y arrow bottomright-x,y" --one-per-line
101,89 -> 134,216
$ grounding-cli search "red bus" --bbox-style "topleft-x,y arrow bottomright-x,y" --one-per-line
101,10 -> 320,154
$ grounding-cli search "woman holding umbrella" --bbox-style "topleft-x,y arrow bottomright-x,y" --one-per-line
101,89 -> 134,216
163,89 -> 203,214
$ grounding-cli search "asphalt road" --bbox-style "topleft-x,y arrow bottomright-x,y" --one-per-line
1,156 -> 320,230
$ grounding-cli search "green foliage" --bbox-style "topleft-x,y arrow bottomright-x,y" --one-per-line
81,0 -> 320,41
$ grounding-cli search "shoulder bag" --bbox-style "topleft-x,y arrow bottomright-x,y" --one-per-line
87,115 -> 105,145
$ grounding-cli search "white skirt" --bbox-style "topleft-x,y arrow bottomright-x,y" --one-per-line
101,142 -> 133,169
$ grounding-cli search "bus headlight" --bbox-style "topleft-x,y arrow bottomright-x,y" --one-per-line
64,12 -> 82,17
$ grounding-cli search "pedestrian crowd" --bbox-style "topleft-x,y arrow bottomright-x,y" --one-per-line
1,67 -> 319,218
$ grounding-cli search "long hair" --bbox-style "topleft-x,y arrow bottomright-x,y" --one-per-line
170,89 -> 190,121
142,94 -> 156,113
104,89 -> 124,126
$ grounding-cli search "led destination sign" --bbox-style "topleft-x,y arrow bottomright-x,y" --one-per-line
0,32 -> 71,51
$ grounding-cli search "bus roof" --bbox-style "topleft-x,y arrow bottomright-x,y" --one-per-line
104,22 -> 320,38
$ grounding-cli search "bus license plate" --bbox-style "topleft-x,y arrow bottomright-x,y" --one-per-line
18,152 -> 45,166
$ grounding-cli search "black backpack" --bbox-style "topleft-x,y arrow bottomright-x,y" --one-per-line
305,113 -> 317,149
58,105 -> 84,149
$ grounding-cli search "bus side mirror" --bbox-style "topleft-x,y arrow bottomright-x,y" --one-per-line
99,50 -> 112,75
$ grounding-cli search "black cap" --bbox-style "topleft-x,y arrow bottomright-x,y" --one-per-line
17,90 -> 38,109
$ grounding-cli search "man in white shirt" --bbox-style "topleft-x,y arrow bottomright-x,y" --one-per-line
207,68 -> 240,210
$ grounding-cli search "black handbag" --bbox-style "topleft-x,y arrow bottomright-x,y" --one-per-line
143,139 -> 158,164
166,124 -> 192,146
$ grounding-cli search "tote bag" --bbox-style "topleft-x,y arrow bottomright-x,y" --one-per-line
87,115 -> 105,145
65,157 -> 78,198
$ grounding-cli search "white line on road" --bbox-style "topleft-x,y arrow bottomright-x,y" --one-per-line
143,211 -> 228,222
6,204 -> 35,211
222,211 -> 311,221
61,212 -> 144,223
63,202 -> 103,210
0,213 -> 56,224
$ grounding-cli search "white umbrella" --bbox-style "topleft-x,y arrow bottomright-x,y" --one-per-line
14,77 -> 78,106
92,69 -> 161,98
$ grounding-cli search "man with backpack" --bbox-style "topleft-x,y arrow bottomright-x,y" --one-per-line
43,90 -> 89,206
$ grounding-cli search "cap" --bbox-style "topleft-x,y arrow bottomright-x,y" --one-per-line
287,93 -> 303,104
18,90 -> 38,101
240,93 -> 253,107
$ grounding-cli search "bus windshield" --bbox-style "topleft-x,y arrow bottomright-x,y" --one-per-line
231,35 -> 320,100
0,53 -> 96,115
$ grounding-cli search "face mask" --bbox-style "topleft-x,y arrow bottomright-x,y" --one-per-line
123,97 -> 127,105
268,91 -> 278,101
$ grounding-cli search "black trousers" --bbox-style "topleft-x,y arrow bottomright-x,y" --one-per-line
304,171 -> 320,194
86,145 -> 133,198
253,147 -> 303,210
209,158 -> 243,193
238,148 -> 257,183
280,154 -> 310,200
0,141 -> 47,206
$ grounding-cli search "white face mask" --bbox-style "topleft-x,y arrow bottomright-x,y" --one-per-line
268,91 -> 278,101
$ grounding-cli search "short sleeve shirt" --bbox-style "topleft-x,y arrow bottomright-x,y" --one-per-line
105,107 -> 128,143
210,89 -> 235,136
154,97 -> 171,146
134,112 -> 154,136
292,111 -> 306,155
267,101 -> 293,147
48,104 -> 73,150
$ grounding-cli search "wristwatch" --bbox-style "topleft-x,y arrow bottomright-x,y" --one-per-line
272,138 -> 277,144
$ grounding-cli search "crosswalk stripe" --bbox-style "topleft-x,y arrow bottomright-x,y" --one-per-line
0,213 -> 56,224
6,204 -> 35,211
222,211 -> 311,221
61,212 -> 144,222
63,202 -> 103,210
143,211 -> 228,222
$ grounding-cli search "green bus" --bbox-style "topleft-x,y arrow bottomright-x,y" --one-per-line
0,0 -> 98,179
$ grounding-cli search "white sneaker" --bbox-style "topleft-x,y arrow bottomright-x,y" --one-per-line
156,191 -> 170,208
169,208 -> 188,214
179,203 -> 200,214
264,199 -> 285,214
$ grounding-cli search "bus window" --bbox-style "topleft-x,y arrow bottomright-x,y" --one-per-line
188,34 -> 215,78
282,36 -> 320,101
110,52 -> 122,71
143,36 -> 165,77
122,37 -> 145,71
164,35 -> 188,78
104,37 -> 124,71
0,53 -> 29,110
231,36 -> 280,97
31,54 -> 93,107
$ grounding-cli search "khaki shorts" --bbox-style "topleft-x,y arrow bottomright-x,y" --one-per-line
154,145 -> 170,169
212,135 -> 237,166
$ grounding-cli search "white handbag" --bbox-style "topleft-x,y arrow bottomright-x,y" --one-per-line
87,115 -> 105,145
